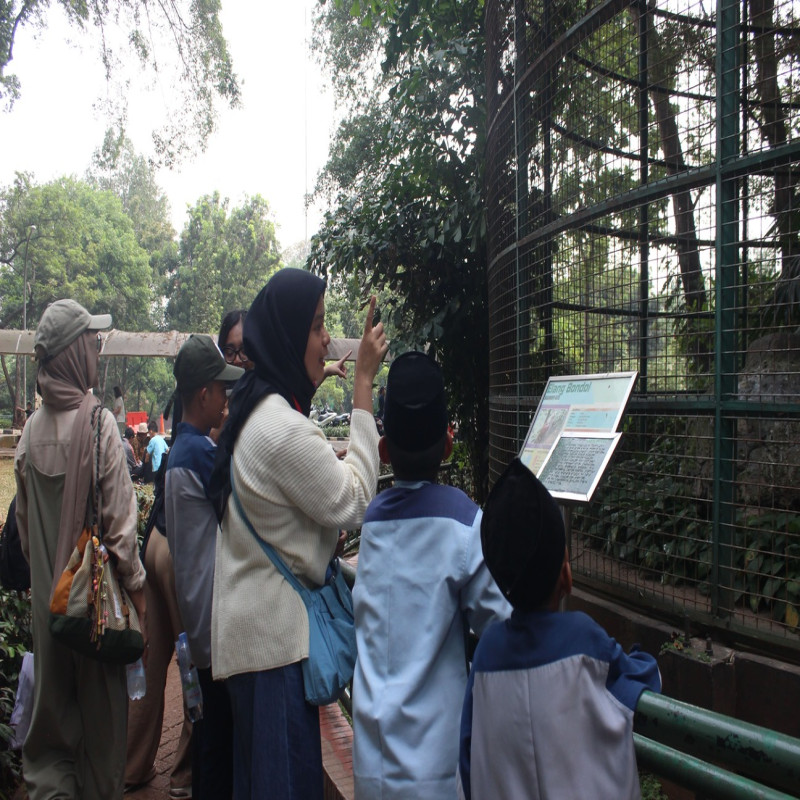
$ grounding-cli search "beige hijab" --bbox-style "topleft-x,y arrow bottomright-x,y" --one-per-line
37,330 -> 101,597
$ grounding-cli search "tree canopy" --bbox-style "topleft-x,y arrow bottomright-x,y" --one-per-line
309,0 -> 492,497
0,0 -> 240,162
165,192 -> 282,333
0,173 -> 289,418
0,172 -> 159,411
0,173 -> 151,331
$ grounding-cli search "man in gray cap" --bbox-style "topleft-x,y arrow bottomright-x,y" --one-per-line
165,334 -> 243,800
14,299 -> 147,799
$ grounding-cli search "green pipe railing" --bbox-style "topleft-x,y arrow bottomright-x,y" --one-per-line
635,691 -> 800,798
634,734 -> 797,800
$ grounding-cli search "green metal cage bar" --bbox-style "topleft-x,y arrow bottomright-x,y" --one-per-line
712,0 -> 741,618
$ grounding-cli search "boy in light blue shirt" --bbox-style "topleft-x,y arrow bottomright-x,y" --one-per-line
145,419 -> 168,472
353,351 -> 510,800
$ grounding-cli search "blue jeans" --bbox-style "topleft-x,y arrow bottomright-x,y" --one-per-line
226,662 -> 322,800
193,667 -> 234,800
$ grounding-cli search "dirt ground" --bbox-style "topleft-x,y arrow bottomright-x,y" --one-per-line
0,455 -> 16,516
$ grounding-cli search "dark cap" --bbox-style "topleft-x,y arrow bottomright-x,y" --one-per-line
35,299 -> 112,360
383,351 -> 448,452
481,458 -> 566,611
174,334 -> 244,394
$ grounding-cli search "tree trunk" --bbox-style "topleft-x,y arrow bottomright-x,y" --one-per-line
14,358 -> 20,417
651,94 -> 707,314
750,0 -> 799,271
2,355 -> 16,414
632,4 -> 711,373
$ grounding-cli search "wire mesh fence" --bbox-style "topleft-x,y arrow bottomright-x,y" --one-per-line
485,0 -> 800,653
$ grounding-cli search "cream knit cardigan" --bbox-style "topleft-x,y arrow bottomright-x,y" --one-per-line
211,394 -> 379,680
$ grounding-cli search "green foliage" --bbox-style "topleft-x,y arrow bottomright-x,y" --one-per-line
573,435 -> 800,629
166,192 -> 281,333
324,424 -> 351,439
0,173 -> 156,412
87,131 -> 179,306
447,440 -> 476,499
737,511 -> 800,628
101,355 -> 176,430
314,383 -> 347,415
576,447 -> 713,586
310,0 -> 492,499
0,588 -> 31,795
0,155 -> 291,422
639,773 -> 669,800
0,174 -> 152,331
134,482 -> 155,546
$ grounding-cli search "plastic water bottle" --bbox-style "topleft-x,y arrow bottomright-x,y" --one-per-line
126,657 -> 146,701
175,632 -> 203,722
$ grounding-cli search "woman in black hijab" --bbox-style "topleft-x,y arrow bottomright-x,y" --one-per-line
209,269 -> 386,799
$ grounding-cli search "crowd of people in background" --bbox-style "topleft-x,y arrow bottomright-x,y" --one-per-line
12,275 -> 661,800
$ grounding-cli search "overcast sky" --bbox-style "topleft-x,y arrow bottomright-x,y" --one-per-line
0,1 -> 337,250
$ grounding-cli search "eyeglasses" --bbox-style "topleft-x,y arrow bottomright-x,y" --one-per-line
222,345 -> 249,364
96,332 -> 104,354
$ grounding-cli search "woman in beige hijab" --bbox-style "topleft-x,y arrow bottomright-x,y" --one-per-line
14,299 -> 147,799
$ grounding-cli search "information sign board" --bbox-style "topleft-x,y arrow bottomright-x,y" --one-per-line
519,371 -> 637,476
519,371 -> 637,503
537,433 -> 622,503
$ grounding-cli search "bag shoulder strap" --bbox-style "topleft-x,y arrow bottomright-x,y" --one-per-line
90,404 -> 103,538
228,469 -> 309,601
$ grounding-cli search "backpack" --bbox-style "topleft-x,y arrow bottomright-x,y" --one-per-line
0,496 -> 31,591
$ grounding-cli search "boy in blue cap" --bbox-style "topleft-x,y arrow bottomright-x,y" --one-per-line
457,458 -> 662,800
352,351 -> 510,799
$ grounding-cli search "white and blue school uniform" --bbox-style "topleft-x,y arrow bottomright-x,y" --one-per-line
457,609 -> 662,800
353,481 -> 510,800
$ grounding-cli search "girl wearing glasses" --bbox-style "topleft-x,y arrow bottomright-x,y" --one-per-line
218,308 -> 351,381
219,309 -> 252,370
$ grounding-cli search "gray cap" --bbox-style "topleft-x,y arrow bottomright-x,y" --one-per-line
174,334 -> 245,394
35,299 -> 112,360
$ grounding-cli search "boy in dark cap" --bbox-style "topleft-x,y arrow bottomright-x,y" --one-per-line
353,351 -> 510,800
457,459 -> 661,800
165,334 -> 243,800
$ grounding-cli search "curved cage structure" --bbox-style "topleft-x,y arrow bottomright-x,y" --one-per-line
486,0 -> 800,653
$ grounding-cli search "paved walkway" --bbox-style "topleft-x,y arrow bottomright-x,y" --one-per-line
124,661 -> 354,800
321,702 -> 354,800
125,661 -> 187,799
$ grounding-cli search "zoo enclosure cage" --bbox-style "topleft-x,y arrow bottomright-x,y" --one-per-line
485,0 -> 800,656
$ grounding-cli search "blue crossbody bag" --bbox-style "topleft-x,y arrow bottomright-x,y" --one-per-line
229,476 -> 357,706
